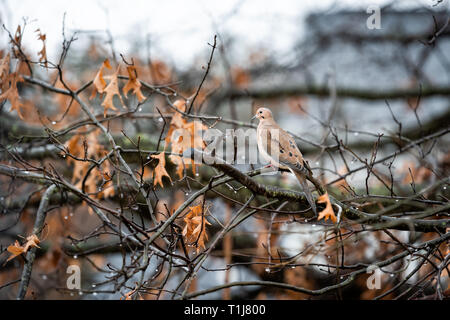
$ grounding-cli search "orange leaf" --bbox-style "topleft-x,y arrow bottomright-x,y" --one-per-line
317,192 -> 337,223
151,152 -> 172,188
23,234 -> 41,252
168,154 -> 185,179
0,73 -> 25,119
0,52 -> 10,80
101,66 -> 124,117
6,240 -> 25,262
123,65 -> 145,102
182,120 -> 208,150
35,29 -> 47,68
6,234 -> 41,262
164,99 -> 207,178
90,59 -> 112,100
164,100 -> 187,149
182,204 -> 211,252
64,129 -> 112,199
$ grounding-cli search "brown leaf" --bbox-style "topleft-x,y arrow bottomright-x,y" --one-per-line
6,240 -> 25,262
164,99 -> 187,149
182,204 -> 211,252
317,192 -> 337,223
164,100 -> 208,178
151,152 -> 172,188
35,29 -> 47,68
90,59 -> 112,100
6,234 -> 41,262
0,73 -> 25,119
23,234 -> 41,252
101,66 -> 124,117
169,154 -> 185,179
14,25 -> 22,45
123,65 -> 146,102
11,25 -> 23,58
0,53 -> 10,81
64,129 -> 112,199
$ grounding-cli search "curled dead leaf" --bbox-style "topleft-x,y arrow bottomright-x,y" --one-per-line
123,65 -> 146,102
101,66 -> 124,117
6,240 -> 25,262
0,73 -> 25,119
90,59 -> 112,100
6,234 -> 41,262
317,192 -> 337,223
182,204 -> 211,253
151,152 -> 172,188
35,29 -> 47,68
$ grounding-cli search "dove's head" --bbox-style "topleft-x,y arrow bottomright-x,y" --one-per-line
252,107 -> 273,121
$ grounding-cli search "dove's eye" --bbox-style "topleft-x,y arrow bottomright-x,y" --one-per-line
259,111 -> 262,113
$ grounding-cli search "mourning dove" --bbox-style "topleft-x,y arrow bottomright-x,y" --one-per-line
252,107 -> 317,215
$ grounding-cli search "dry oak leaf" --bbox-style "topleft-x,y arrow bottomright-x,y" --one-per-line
0,73 -> 25,119
90,59 -> 112,100
151,152 -> 172,188
6,235 -> 41,262
101,66 -> 124,117
317,192 -> 337,223
180,120 -> 208,175
165,100 -> 193,177
182,204 -> 211,252
14,25 -> 22,45
169,119 -> 208,176
64,129 -> 108,191
11,25 -> 24,58
164,99 -> 188,150
182,205 -> 201,239
64,134 -> 83,163
6,240 -> 25,262
170,131 -> 195,177
23,234 -> 41,252
0,52 -> 10,81
35,29 -> 47,68
169,154 -> 185,179
123,65 -> 146,102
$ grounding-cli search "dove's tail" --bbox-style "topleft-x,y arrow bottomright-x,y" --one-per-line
292,170 -> 317,216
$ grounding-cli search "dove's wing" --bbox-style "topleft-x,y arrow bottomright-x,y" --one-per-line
258,123 -> 310,175
258,123 -> 316,214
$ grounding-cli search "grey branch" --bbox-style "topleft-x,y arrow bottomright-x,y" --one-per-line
17,184 -> 58,300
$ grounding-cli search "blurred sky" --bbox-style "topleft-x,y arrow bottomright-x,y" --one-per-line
0,0 -> 442,68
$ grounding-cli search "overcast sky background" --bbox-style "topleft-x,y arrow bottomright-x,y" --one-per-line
0,0 -> 445,68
